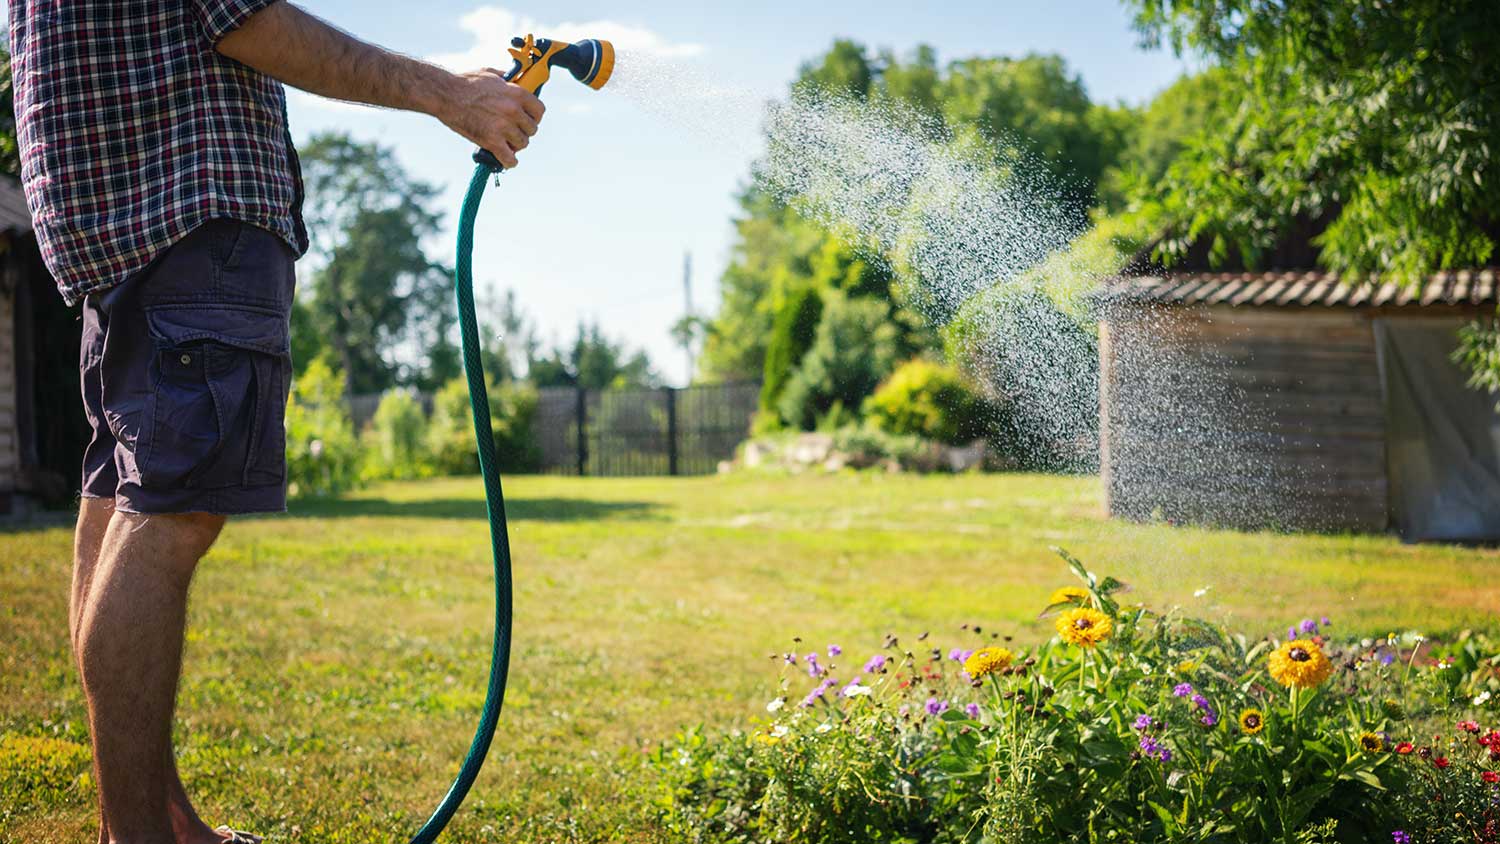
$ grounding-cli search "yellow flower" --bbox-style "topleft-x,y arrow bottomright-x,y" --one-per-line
962,647 -> 1014,679
1048,586 -> 1089,607
1056,607 -> 1113,648
1267,639 -> 1333,689
1237,708 -> 1265,735
1175,660 -> 1198,675
1357,731 -> 1385,754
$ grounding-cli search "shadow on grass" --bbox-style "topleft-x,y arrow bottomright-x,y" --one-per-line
284,496 -> 665,522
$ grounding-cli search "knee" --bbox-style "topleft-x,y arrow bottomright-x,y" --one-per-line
170,512 -> 227,559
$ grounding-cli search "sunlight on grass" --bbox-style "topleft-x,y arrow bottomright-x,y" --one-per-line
2,473 -> 1497,841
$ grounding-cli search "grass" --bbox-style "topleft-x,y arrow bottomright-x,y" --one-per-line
2,472 -> 1498,843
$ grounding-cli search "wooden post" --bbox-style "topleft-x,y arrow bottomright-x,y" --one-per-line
665,387 -> 679,476
575,386 -> 588,476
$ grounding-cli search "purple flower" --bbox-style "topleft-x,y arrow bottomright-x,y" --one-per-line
925,697 -> 949,716
1133,714 -> 1154,731
1300,618 -> 1318,634
863,654 -> 888,673
800,677 -> 837,707
948,648 -> 963,661
1287,626 -> 1298,641
805,653 -> 822,677
965,703 -> 982,718
1379,650 -> 1396,666
1172,683 -> 1194,698
1200,712 -> 1218,727
827,644 -> 842,658
783,653 -> 796,665
1321,616 -> 1332,627
1138,733 -> 1172,762
1391,832 -> 1410,844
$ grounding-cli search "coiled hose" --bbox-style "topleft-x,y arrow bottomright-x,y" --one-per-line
409,161 -> 512,843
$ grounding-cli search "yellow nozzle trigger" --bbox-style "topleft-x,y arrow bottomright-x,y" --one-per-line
505,34 -> 569,95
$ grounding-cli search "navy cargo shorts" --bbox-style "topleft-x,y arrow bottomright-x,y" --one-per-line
79,219 -> 297,515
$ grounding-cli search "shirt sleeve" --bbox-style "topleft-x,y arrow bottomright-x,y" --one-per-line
188,0 -> 281,44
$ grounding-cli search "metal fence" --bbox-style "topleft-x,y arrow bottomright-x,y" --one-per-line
535,382 -> 761,476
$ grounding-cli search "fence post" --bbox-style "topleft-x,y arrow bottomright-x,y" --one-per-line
665,387 -> 679,476
575,386 -> 588,476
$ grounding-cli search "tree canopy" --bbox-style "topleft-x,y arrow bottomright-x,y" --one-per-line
1123,0 -> 1499,279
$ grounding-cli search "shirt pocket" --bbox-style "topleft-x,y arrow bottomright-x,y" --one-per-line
137,302 -> 291,490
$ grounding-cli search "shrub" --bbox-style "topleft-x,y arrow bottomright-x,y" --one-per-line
426,377 -> 542,475
361,388 -> 431,481
864,358 -> 990,445
285,357 -> 363,497
651,549 -> 1500,843
777,293 -> 900,431
759,286 -> 825,426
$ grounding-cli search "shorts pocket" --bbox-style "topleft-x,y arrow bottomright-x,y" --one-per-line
137,303 -> 291,490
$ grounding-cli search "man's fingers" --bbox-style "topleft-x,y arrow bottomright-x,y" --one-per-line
495,143 -> 519,169
517,92 -> 545,122
516,113 -> 539,138
501,123 -> 529,152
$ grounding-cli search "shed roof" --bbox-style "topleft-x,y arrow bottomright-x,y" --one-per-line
0,176 -> 34,237
1100,270 -> 1499,309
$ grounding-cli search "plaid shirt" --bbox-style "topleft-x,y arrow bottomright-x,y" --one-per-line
9,0 -> 308,306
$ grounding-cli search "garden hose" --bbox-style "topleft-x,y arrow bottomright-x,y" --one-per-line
407,34 -> 614,844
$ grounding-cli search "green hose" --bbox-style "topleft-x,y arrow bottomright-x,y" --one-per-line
409,161 -> 512,844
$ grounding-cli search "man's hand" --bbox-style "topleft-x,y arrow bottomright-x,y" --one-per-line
217,1 -> 544,168
437,70 -> 544,168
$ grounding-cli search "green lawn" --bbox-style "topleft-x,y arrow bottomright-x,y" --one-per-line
3,473 -> 1498,843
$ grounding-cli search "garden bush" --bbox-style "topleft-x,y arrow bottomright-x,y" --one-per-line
652,550 -> 1500,843
864,358 -> 991,446
285,357 -> 363,497
425,377 -> 542,475
361,388 -> 431,480
760,286 -> 825,426
778,293 -> 901,431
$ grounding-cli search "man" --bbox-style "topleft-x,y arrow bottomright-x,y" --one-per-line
8,2 -> 543,842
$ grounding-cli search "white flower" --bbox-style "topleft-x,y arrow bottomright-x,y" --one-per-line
1193,586 -> 1211,598
815,722 -> 833,733
769,725 -> 789,738
842,684 -> 872,697
1473,691 -> 1492,706
766,697 -> 785,712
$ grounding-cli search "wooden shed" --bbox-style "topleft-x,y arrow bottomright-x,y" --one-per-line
1097,270 -> 1500,540
1,175 -> 83,515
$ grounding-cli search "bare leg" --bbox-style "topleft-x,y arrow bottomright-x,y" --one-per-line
75,509 -> 227,844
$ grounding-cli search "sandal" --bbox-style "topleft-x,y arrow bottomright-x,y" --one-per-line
214,826 -> 264,844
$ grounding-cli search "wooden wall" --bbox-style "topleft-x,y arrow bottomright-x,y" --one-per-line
0,283 -> 16,513
1100,305 -> 1393,532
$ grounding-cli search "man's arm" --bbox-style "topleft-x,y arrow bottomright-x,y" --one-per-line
217,1 -> 543,169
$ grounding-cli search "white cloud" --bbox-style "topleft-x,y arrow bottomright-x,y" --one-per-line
430,6 -> 703,71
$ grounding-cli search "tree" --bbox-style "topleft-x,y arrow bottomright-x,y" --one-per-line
529,321 -> 657,390
297,132 -> 458,395
0,44 -> 18,178
1124,0 -> 1500,280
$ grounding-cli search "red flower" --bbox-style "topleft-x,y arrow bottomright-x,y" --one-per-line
1482,771 -> 1500,783
1395,742 -> 1414,754
1480,731 -> 1500,749
1458,720 -> 1481,734
1434,756 -> 1451,769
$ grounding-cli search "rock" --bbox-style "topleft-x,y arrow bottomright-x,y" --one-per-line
788,433 -> 835,465
943,440 -> 987,473
742,439 -> 773,468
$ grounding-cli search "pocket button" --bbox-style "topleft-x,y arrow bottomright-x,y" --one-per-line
180,353 -> 193,365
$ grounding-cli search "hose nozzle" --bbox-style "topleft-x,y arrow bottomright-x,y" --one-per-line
503,34 -> 615,94
472,34 -> 614,171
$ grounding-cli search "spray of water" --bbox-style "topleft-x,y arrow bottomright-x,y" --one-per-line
609,50 -> 1333,560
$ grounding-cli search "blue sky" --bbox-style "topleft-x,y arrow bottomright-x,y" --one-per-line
9,1 -> 1195,384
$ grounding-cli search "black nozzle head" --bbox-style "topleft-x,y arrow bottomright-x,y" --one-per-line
550,39 -> 614,90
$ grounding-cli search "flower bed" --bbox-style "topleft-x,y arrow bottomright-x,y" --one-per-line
651,550 -> 1500,843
